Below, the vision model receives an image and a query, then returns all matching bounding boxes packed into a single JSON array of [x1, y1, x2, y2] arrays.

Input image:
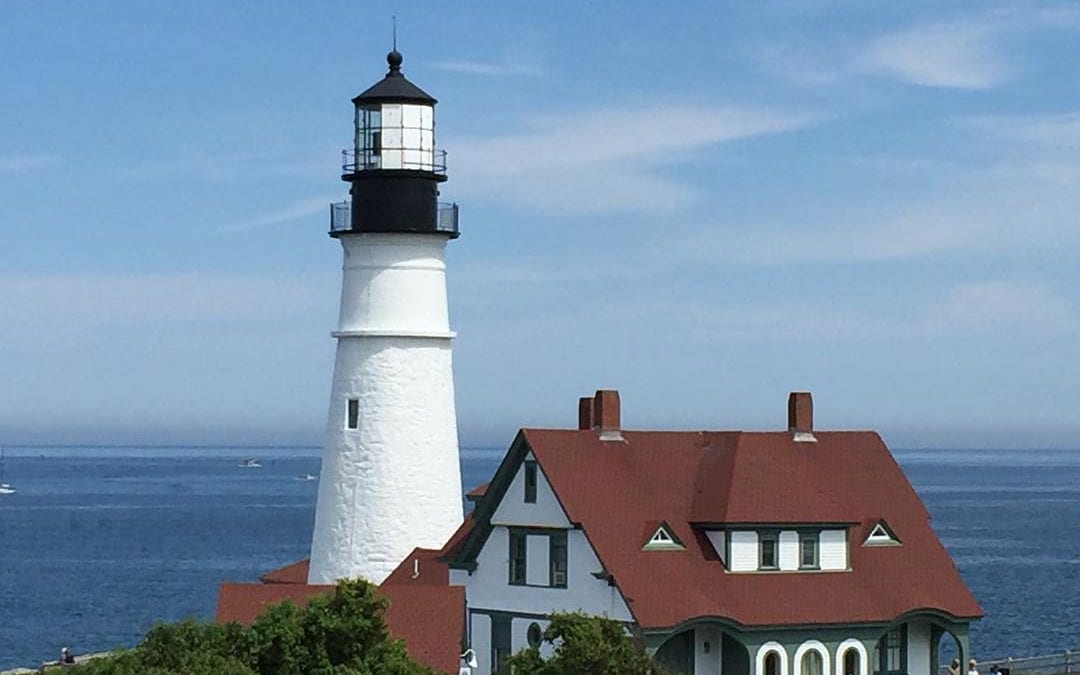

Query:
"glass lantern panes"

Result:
[[354, 103, 434, 171]]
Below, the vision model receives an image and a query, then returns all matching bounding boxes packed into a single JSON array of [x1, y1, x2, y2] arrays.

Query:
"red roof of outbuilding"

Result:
[[216, 582, 331, 624], [259, 559, 309, 584], [458, 428, 982, 630], [216, 549, 465, 673]]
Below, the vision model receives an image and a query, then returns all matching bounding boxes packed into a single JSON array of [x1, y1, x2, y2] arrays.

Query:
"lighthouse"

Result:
[[307, 50, 464, 586]]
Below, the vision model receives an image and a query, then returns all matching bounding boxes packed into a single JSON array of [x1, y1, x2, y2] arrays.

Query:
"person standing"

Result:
[[968, 659, 981, 675]]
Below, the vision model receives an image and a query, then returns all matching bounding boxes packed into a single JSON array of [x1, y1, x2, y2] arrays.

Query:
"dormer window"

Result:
[[643, 523, 685, 551], [864, 521, 901, 546], [524, 461, 537, 503]]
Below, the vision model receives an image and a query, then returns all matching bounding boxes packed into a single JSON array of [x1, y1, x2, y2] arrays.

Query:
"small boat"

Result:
[[0, 447, 14, 495], [296, 473, 317, 482], [239, 458, 262, 469]]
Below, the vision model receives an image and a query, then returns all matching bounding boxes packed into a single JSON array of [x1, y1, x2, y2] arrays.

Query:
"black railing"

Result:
[[341, 148, 447, 175], [328, 200, 459, 236]]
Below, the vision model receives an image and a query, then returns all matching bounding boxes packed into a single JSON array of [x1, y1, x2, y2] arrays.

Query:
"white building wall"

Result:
[[308, 234, 463, 585], [730, 531, 759, 571], [491, 454, 570, 528], [465, 526, 632, 619], [907, 621, 932, 675], [705, 530, 726, 564], [779, 531, 800, 571], [470, 613, 491, 675], [695, 626, 724, 675], [819, 530, 848, 570]]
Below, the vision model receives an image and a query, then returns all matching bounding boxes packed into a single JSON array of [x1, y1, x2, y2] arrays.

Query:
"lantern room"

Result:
[[345, 50, 444, 175]]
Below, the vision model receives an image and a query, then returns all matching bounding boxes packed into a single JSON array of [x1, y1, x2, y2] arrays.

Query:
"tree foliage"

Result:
[[506, 612, 667, 675], [71, 579, 435, 675]]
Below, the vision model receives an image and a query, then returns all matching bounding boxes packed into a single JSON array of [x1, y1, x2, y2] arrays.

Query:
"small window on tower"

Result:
[[346, 399, 359, 430], [524, 461, 537, 503]]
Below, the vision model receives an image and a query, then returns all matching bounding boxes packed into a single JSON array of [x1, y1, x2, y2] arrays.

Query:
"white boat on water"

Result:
[[0, 448, 14, 495], [239, 458, 262, 469], [296, 474, 317, 482]]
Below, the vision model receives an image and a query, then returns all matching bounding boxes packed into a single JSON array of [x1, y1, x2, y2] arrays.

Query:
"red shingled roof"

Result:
[[464, 428, 982, 630], [259, 559, 309, 584], [216, 583, 331, 624], [216, 549, 464, 673]]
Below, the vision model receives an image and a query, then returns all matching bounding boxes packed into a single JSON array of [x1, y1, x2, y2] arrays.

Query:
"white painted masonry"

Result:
[[835, 639, 870, 675], [695, 627, 724, 675], [779, 531, 800, 571], [730, 531, 759, 571], [907, 621, 932, 675], [308, 233, 463, 585], [820, 530, 848, 570]]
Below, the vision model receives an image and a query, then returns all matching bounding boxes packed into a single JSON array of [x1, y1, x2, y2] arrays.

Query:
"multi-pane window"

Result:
[[759, 532, 779, 570], [800, 532, 820, 569], [874, 626, 907, 674], [507, 528, 567, 588], [524, 461, 537, 503], [508, 530, 527, 585], [550, 530, 568, 587], [346, 399, 359, 430]]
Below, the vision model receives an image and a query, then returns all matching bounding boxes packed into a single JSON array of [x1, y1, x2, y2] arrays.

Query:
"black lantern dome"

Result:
[[331, 50, 458, 239]]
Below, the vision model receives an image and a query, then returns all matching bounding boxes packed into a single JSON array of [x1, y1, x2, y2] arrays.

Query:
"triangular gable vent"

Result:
[[864, 521, 900, 546], [643, 524, 685, 551]]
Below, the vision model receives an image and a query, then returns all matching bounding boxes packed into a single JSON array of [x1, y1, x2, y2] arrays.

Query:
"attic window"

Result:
[[524, 461, 537, 503], [864, 521, 901, 546], [643, 524, 684, 551]]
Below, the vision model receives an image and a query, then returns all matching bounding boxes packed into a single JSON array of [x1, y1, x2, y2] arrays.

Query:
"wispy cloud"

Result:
[[450, 104, 820, 215], [0, 153, 55, 172], [585, 281, 1080, 343], [430, 60, 542, 77], [219, 196, 336, 232], [958, 111, 1080, 149], [0, 273, 326, 327], [858, 19, 1009, 90]]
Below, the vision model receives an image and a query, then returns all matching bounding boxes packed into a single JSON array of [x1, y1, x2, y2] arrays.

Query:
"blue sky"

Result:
[[2, 1, 1078, 448]]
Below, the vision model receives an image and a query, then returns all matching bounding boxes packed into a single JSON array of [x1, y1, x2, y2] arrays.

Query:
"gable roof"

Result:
[[453, 428, 981, 630]]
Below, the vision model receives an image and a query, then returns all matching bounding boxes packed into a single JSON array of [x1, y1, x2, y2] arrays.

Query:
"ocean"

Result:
[[0, 446, 1077, 670]]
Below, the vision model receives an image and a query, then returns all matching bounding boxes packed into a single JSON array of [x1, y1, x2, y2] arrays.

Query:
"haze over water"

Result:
[[0, 445, 1077, 670]]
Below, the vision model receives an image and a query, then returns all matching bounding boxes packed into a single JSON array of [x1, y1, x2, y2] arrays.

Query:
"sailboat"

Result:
[[0, 447, 14, 495]]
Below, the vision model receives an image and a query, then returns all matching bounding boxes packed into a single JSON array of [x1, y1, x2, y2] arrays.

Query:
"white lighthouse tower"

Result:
[[308, 50, 464, 586]]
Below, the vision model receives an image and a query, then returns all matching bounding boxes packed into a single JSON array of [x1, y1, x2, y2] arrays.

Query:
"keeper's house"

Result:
[[444, 390, 981, 675], [219, 390, 982, 675]]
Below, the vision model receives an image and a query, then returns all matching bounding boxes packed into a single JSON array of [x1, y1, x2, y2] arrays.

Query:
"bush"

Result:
[[71, 579, 434, 675], [506, 612, 666, 675]]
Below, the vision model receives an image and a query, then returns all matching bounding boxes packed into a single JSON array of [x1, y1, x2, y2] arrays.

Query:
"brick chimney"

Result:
[[788, 392, 816, 442], [578, 396, 594, 430], [591, 389, 622, 440]]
